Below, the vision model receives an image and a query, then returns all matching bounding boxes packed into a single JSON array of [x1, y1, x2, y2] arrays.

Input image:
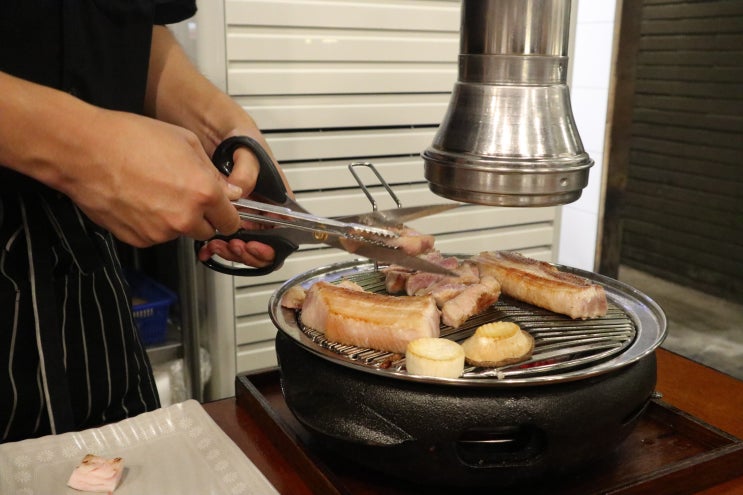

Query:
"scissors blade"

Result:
[[231, 198, 396, 239], [247, 227, 455, 276], [230, 199, 457, 275], [334, 203, 463, 228]]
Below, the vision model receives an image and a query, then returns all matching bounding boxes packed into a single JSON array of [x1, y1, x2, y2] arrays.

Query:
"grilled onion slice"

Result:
[[405, 337, 465, 379], [461, 322, 534, 367]]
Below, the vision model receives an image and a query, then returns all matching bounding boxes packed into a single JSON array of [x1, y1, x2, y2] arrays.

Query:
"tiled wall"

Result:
[[557, 0, 618, 270]]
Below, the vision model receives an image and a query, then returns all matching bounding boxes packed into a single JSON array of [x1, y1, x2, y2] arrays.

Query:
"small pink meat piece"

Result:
[[382, 251, 462, 295], [453, 261, 480, 283], [426, 282, 470, 307], [406, 271, 445, 296], [441, 276, 501, 328], [405, 260, 480, 296], [336, 279, 364, 291], [340, 226, 434, 257], [387, 227, 435, 255], [382, 268, 411, 294], [300, 281, 440, 353], [421, 252, 461, 270], [67, 454, 124, 494]]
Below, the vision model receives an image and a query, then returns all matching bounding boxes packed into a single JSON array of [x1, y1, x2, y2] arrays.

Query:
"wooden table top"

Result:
[[204, 348, 743, 495]]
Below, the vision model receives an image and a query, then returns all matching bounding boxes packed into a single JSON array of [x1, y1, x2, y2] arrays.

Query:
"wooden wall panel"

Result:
[[611, 0, 743, 301]]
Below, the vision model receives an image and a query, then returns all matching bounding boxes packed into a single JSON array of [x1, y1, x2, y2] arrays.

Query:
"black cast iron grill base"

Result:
[[276, 331, 657, 488]]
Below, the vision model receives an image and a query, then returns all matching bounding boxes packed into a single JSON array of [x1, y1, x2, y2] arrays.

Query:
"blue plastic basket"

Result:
[[126, 271, 177, 346]]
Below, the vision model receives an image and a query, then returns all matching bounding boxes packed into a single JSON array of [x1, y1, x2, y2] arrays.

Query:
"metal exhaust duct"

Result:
[[422, 0, 593, 207]]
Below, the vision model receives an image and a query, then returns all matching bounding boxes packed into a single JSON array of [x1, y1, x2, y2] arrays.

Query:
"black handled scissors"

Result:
[[196, 136, 458, 277]]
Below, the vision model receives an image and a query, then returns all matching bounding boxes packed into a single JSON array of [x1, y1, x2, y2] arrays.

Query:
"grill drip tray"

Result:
[[269, 258, 667, 386]]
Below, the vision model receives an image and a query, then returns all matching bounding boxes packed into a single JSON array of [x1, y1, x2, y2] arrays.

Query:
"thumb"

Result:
[[219, 175, 243, 200]]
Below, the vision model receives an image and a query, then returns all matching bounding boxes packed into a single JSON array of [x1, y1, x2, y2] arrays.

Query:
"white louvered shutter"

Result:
[[191, 0, 559, 399]]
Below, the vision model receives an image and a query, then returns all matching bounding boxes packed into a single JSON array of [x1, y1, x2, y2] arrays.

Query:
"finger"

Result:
[[204, 191, 241, 235], [198, 239, 275, 268], [192, 217, 220, 241], [198, 239, 229, 262], [229, 147, 260, 194], [228, 239, 275, 267], [221, 177, 243, 201], [208, 159, 244, 201]]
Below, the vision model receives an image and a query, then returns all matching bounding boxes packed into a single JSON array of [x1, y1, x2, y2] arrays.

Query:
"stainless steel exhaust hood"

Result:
[[422, 0, 593, 207]]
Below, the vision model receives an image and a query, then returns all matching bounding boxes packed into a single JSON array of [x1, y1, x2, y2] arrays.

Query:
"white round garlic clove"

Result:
[[405, 337, 465, 379]]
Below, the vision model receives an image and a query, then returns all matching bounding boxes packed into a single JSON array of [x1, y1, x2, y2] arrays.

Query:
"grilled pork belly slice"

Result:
[[67, 454, 124, 494], [474, 251, 608, 319], [461, 322, 534, 367], [440, 275, 501, 328], [281, 280, 362, 310], [300, 281, 440, 353]]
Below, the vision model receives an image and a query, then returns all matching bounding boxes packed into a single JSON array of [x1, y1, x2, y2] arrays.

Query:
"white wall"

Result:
[[558, 0, 618, 270]]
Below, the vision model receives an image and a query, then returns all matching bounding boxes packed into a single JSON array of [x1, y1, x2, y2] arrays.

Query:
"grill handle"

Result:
[[284, 389, 415, 447], [455, 426, 546, 467]]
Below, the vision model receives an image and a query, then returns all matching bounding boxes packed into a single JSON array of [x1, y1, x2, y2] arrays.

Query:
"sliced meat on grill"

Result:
[[383, 267, 413, 294], [440, 275, 501, 328], [383, 252, 460, 295], [337, 279, 364, 291], [474, 251, 608, 319], [406, 260, 480, 302], [405, 270, 446, 296], [426, 282, 470, 307], [415, 261, 479, 293], [280, 285, 307, 309], [300, 281, 440, 354], [384, 252, 480, 299], [420, 251, 461, 270]]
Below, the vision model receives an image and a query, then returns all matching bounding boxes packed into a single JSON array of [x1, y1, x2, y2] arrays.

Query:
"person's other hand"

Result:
[[196, 136, 284, 269], [63, 110, 242, 248]]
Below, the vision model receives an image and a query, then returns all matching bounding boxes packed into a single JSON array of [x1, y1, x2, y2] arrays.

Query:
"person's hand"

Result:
[[196, 136, 284, 269], [62, 110, 243, 248]]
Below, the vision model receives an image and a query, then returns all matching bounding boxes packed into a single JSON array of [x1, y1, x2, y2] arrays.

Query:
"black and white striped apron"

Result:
[[0, 185, 160, 442], [0, 0, 196, 443]]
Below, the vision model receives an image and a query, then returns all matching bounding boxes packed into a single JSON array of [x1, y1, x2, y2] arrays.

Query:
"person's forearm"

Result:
[[144, 26, 265, 157], [0, 71, 101, 192]]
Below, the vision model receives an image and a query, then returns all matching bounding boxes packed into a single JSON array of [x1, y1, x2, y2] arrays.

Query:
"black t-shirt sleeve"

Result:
[[154, 0, 197, 24]]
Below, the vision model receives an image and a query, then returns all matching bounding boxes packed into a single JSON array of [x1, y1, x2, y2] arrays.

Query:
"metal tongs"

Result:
[[196, 136, 460, 277]]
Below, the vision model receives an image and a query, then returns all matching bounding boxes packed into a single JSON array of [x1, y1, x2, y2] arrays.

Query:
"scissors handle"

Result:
[[212, 135, 290, 205], [195, 229, 298, 277], [196, 135, 296, 276]]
